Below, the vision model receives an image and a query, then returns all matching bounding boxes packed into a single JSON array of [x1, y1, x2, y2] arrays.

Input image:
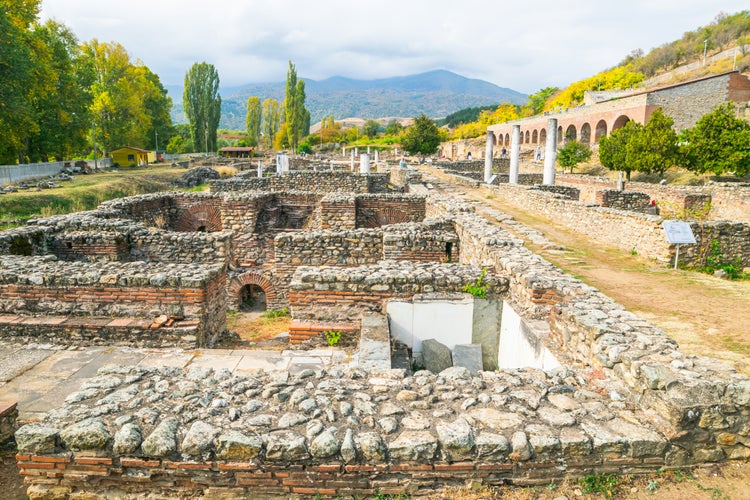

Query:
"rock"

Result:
[[510, 431, 532, 461], [452, 344, 483, 375], [396, 390, 418, 401], [181, 420, 220, 458], [559, 427, 591, 456], [340, 429, 357, 463], [422, 339, 452, 374], [113, 423, 142, 455], [388, 430, 438, 461], [474, 432, 510, 460], [580, 417, 666, 458], [277, 413, 309, 429], [380, 402, 405, 417], [310, 430, 340, 458], [355, 432, 387, 462], [538, 406, 577, 427], [441, 365, 472, 381], [378, 417, 399, 435], [60, 418, 111, 451], [401, 411, 432, 430], [141, 417, 179, 458], [339, 402, 353, 416], [547, 393, 580, 411], [216, 431, 263, 460], [437, 418, 475, 461], [468, 408, 523, 430], [265, 431, 309, 461], [15, 423, 60, 454]]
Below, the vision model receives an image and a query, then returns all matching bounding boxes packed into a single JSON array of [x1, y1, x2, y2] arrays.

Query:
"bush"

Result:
[[323, 330, 342, 346], [462, 268, 488, 298]]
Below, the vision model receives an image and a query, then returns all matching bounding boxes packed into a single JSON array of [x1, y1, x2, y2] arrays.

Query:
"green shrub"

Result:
[[263, 307, 290, 319], [580, 472, 619, 499], [323, 330, 342, 346], [462, 268, 488, 298]]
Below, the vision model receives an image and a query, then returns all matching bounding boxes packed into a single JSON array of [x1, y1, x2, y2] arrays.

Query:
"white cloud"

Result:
[[40, 0, 748, 93]]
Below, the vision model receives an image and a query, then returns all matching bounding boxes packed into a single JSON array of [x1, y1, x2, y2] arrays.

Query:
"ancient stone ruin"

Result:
[[2, 162, 749, 498]]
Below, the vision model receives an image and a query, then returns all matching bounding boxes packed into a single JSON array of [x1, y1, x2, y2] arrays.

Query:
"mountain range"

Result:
[[167, 70, 527, 130]]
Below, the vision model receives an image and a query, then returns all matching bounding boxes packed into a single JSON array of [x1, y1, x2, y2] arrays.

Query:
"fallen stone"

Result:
[[422, 339, 452, 374], [452, 344, 483, 375]]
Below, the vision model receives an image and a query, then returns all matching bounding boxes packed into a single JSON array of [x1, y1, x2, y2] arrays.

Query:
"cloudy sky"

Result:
[[41, 0, 747, 94]]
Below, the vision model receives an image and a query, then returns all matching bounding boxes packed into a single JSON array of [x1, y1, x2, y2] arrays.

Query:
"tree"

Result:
[[363, 120, 381, 138], [401, 114, 441, 161], [521, 87, 558, 117], [283, 61, 310, 152], [183, 62, 221, 154], [245, 96, 262, 147], [557, 140, 592, 172], [680, 102, 750, 177], [626, 108, 678, 177], [262, 98, 281, 148], [385, 120, 403, 136], [599, 120, 643, 180]]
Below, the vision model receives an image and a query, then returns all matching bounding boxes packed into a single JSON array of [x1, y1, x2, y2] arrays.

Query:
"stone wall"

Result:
[[0, 402, 17, 444], [558, 175, 750, 224], [382, 220, 459, 263], [210, 172, 391, 194], [534, 185, 580, 200], [355, 194, 426, 228], [596, 190, 653, 213], [0, 256, 226, 347]]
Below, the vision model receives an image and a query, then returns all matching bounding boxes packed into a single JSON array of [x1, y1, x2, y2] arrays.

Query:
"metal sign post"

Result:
[[662, 221, 696, 270]]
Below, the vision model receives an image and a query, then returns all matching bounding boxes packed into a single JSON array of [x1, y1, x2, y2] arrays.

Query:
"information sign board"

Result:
[[662, 221, 696, 244]]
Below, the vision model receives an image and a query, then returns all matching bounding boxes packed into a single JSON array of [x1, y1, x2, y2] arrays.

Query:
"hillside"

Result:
[[168, 70, 527, 130]]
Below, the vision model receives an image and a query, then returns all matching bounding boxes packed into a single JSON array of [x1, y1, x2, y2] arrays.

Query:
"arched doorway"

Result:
[[174, 205, 223, 232], [612, 115, 631, 131], [532, 130, 538, 144], [595, 120, 608, 143], [524, 131, 530, 143], [539, 129, 547, 145], [580, 123, 591, 145], [565, 124, 577, 142], [557, 126, 564, 143], [228, 272, 278, 310], [239, 284, 267, 312]]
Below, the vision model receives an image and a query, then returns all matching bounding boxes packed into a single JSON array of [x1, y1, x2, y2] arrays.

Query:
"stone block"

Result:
[[452, 344, 483, 375], [422, 339, 452, 374]]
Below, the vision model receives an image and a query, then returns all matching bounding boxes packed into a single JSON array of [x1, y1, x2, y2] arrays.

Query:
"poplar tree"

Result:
[[262, 98, 281, 147], [283, 61, 310, 152], [245, 96, 262, 147], [183, 62, 221, 154]]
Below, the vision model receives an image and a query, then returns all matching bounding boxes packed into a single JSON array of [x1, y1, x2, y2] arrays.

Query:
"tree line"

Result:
[[0, 0, 173, 165]]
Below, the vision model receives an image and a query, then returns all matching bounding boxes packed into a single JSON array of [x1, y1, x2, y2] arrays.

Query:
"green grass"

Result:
[[0, 165, 184, 227]]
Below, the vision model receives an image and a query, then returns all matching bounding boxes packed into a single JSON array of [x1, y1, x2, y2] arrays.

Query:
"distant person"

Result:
[[467, 152, 472, 160], [535, 147, 541, 161], [501, 147, 507, 159]]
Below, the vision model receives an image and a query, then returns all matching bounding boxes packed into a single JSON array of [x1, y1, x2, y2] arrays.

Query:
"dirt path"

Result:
[[423, 166, 750, 375]]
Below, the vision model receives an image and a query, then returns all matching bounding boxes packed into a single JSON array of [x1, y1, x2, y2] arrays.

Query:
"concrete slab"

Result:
[[187, 354, 241, 372], [138, 351, 195, 368], [234, 355, 289, 374], [24, 348, 105, 380], [0, 348, 54, 383]]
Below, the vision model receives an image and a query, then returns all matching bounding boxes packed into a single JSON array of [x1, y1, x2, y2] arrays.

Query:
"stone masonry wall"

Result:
[[596, 190, 653, 213], [558, 175, 750, 224], [355, 194, 426, 228], [0, 256, 226, 347], [210, 172, 391, 194], [0, 402, 17, 444]]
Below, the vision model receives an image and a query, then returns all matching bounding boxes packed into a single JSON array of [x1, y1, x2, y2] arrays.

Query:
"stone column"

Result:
[[257, 159, 263, 178], [484, 131, 494, 183], [375, 150, 379, 163], [509, 125, 521, 184], [360, 154, 370, 174], [543, 118, 558, 186], [367, 146, 371, 154], [350, 151, 355, 171], [342, 146, 346, 156]]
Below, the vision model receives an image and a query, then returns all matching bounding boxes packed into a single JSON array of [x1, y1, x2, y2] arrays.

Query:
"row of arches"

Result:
[[494, 115, 633, 147]]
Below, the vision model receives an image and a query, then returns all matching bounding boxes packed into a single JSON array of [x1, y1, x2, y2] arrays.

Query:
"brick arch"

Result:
[[594, 119, 608, 143], [362, 208, 411, 228], [539, 128, 547, 145], [612, 115, 631, 131], [532, 130, 538, 144], [228, 272, 278, 309], [174, 205, 223, 232], [565, 124, 577, 142], [580, 123, 591, 145]]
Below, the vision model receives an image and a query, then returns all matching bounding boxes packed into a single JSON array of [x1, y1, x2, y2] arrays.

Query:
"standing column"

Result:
[[257, 159, 263, 178], [509, 125, 521, 184], [484, 131, 494, 183], [350, 151, 356, 171], [543, 118, 558, 186], [359, 154, 370, 173], [375, 150, 379, 164]]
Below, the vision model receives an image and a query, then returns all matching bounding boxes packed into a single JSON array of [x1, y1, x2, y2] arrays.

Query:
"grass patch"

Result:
[[227, 310, 291, 344], [0, 166, 184, 227]]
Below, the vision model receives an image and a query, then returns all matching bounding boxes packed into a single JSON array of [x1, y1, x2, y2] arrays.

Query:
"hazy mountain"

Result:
[[168, 70, 527, 130]]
